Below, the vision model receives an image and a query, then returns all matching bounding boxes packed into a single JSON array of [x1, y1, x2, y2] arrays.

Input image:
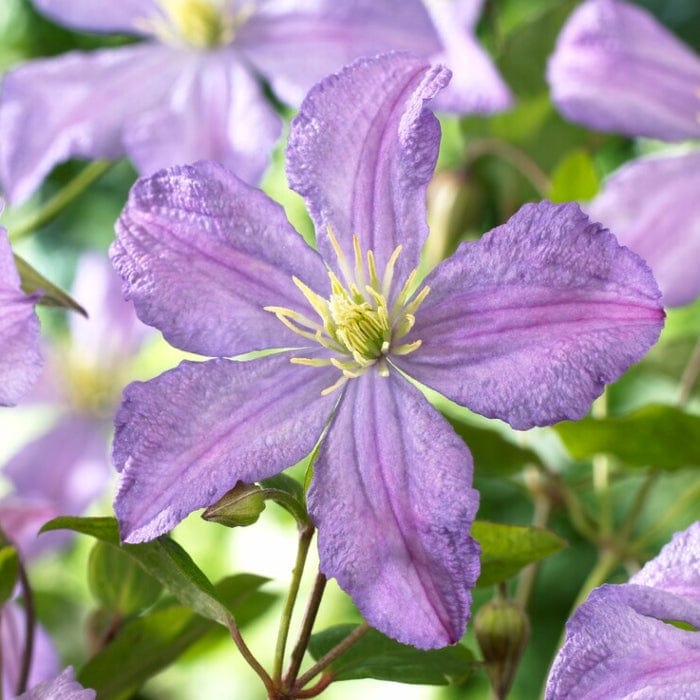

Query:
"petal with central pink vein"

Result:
[[113, 353, 337, 543], [395, 201, 664, 430], [308, 369, 480, 649], [112, 161, 328, 358]]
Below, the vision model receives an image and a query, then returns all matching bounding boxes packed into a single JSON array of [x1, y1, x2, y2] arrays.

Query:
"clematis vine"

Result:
[[110, 53, 663, 649], [0, 216, 41, 406], [0, 0, 511, 204], [546, 521, 700, 699], [547, 0, 700, 307]]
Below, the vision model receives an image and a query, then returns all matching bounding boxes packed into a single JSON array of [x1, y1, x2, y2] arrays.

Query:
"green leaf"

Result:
[[0, 546, 19, 605], [42, 517, 232, 626], [13, 254, 87, 316], [473, 521, 567, 588], [548, 149, 600, 202], [445, 414, 540, 476], [308, 625, 476, 685], [88, 541, 162, 616], [555, 404, 700, 469], [79, 575, 274, 699]]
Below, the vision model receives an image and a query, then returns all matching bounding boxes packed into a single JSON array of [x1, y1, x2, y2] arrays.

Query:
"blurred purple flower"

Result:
[[548, 0, 700, 306], [110, 53, 663, 649], [0, 253, 148, 558], [0, 0, 512, 204], [16, 667, 94, 700], [546, 521, 700, 699], [0, 222, 42, 406]]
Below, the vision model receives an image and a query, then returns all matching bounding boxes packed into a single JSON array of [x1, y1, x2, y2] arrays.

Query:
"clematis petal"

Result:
[[547, 0, 700, 140], [124, 52, 282, 185], [587, 150, 700, 308], [630, 521, 700, 603], [4, 415, 110, 517], [112, 161, 328, 358], [287, 52, 450, 286], [545, 583, 700, 699], [17, 667, 94, 700], [0, 497, 61, 560], [395, 201, 664, 430], [30, 0, 153, 34], [422, 0, 513, 113], [113, 354, 337, 543], [0, 43, 181, 203], [0, 229, 42, 406], [308, 370, 480, 649]]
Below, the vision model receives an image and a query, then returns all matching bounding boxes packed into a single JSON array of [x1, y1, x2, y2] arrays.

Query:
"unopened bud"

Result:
[[474, 598, 530, 700], [202, 482, 266, 527]]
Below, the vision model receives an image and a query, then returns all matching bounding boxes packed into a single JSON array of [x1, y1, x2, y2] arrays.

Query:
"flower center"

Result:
[[145, 0, 251, 49], [266, 230, 429, 395]]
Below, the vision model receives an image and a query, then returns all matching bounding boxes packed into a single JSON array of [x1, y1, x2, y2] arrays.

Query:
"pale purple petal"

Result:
[[30, 0, 154, 34], [545, 585, 700, 699], [113, 354, 337, 543], [237, 1, 441, 106], [4, 415, 110, 517], [631, 521, 700, 604], [0, 229, 42, 406], [287, 53, 450, 288], [111, 161, 328, 357], [17, 667, 94, 700], [308, 370, 480, 649], [124, 52, 282, 185], [395, 201, 664, 430], [587, 150, 700, 308], [0, 44, 181, 203], [0, 497, 60, 560], [547, 0, 700, 140], [69, 252, 149, 367], [2, 603, 60, 699], [422, 0, 513, 113]]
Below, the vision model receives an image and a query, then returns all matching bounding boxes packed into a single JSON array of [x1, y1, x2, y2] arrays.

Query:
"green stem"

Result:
[[571, 549, 619, 613], [678, 338, 700, 406], [293, 623, 370, 692], [591, 392, 613, 537], [283, 572, 327, 688], [618, 471, 658, 544], [15, 558, 35, 696], [273, 522, 315, 683], [9, 160, 113, 241], [263, 489, 310, 531], [516, 492, 552, 607], [226, 617, 276, 698]]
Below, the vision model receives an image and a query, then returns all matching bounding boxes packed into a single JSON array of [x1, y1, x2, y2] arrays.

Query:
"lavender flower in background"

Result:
[[16, 667, 95, 700], [0, 0, 511, 204], [547, 0, 700, 307], [0, 220, 41, 406], [0, 253, 148, 558], [546, 521, 700, 699], [110, 52, 663, 649]]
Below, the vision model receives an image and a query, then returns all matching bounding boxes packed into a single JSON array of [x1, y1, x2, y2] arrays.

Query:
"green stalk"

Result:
[[9, 160, 113, 241]]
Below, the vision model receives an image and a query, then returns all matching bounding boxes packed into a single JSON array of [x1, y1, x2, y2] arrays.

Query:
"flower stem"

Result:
[[9, 160, 113, 241], [226, 617, 276, 697], [678, 338, 700, 406], [273, 521, 315, 683], [516, 489, 552, 607], [15, 557, 35, 696], [591, 392, 613, 538], [293, 623, 371, 692], [283, 572, 327, 687]]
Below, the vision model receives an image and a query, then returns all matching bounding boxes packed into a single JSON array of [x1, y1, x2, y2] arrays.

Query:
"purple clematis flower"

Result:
[[0, 217, 42, 406], [16, 667, 95, 700], [547, 0, 700, 307], [546, 521, 700, 699], [0, 253, 148, 558], [110, 53, 663, 649], [0, 0, 511, 204]]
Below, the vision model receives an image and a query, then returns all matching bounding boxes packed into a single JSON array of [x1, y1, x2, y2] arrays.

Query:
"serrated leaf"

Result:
[[555, 404, 700, 469], [79, 574, 274, 699], [0, 546, 19, 605], [308, 625, 476, 685], [14, 254, 87, 316], [548, 149, 600, 202], [473, 521, 567, 588], [42, 517, 231, 626]]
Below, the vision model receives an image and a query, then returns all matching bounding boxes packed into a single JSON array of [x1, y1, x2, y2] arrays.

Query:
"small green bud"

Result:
[[202, 482, 266, 528], [474, 598, 530, 700]]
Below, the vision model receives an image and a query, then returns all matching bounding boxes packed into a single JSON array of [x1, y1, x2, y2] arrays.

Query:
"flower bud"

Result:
[[474, 598, 530, 700], [202, 481, 266, 527]]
